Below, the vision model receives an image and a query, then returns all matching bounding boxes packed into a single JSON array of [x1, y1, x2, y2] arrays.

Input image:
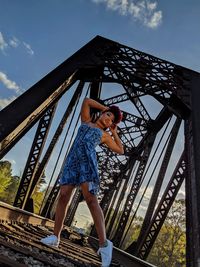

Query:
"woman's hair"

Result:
[[107, 105, 123, 124]]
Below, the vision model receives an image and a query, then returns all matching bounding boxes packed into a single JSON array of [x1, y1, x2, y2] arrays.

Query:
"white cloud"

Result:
[[147, 1, 157, 11], [120, 0, 129, 15], [0, 32, 8, 51], [0, 32, 34, 55], [9, 37, 20, 48], [139, 185, 154, 200], [3, 158, 16, 165], [0, 71, 22, 94], [177, 189, 185, 199], [91, 0, 162, 28], [129, 2, 141, 18], [145, 10, 162, 28], [23, 42, 34, 55], [0, 96, 17, 110]]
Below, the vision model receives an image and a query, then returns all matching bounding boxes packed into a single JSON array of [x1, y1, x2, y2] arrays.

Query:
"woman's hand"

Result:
[[102, 106, 110, 113], [103, 124, 124, 154], [109, 123, 118, 134]]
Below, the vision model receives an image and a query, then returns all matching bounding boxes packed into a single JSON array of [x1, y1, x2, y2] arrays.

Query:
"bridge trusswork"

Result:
[[0, 36, 199, 266]]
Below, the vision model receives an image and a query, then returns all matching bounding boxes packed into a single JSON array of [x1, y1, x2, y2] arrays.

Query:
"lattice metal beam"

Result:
[[102, 43, 189, 107], [24, 81, 84, 208], [133, 152, 186, 259], [0, 73, 77, 159], [136, 117, 182, 248], [101, 107, 171, 234], [101, 174, 121, 215], [113, 132, 156, 247], [13, 105, 57, 209], [106, 164, 136, 238]]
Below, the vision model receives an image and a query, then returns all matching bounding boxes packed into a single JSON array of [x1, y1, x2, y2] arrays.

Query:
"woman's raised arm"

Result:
[[81, 98, 108, 123]]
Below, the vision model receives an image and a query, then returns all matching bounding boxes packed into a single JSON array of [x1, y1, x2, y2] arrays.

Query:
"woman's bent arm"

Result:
[[81, 98, 108, 122]]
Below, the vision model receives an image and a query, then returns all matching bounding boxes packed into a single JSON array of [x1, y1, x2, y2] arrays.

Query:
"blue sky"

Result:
[[0, 1, 199, 224], [0, 0, 200, 107]]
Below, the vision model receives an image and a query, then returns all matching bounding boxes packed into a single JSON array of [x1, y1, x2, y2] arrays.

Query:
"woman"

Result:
[[41, 97, 124, 267]]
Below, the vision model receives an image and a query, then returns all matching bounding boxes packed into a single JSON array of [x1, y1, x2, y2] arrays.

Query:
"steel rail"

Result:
[[0, 202, 156, 267]]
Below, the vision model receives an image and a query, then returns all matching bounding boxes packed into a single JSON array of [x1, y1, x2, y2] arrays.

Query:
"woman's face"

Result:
[[100, 111, 115, 128]]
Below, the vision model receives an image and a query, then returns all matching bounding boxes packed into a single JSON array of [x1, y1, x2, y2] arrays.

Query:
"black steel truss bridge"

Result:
[[0, 36, 200, 267]]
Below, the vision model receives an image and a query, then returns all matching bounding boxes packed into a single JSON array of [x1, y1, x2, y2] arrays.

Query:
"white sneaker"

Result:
[[97, 240, 113, 267], [40, 235, 59, 247]]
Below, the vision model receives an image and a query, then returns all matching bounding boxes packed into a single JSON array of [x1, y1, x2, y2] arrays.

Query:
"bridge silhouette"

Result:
[[0, 36, 199, 266]]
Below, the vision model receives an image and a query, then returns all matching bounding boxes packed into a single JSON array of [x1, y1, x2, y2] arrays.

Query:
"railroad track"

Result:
[[0, 202, 156, 267]]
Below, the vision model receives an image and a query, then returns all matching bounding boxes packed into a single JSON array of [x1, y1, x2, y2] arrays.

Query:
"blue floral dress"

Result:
[[59, 122, 103, 195]]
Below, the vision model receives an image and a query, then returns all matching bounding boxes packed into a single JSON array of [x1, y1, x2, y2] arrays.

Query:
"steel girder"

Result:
[[101, 43, 189, 107], [100, 106, 171, 242], [0, 36, 109, 159], [106, 107, 172, 244], [133, 152, 186, 259], [13, 106, 57, 210], [0, 73, 77, 159], [112, 132, 156, 246], [106, 164, 136, 239], [96, 92, 152, 205], [0, 36, 190, 160], [39, 81, 84, 217], [135, 117, 182, 249], [184, 71, 200, 267], [24, 81, 84, 208]]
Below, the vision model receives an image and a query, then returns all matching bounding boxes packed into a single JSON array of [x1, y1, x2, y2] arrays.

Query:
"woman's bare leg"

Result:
[[54, 184, 74, 238], [80, 182, 106, 246]]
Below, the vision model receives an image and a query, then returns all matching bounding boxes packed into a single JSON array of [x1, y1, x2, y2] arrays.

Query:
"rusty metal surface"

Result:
[[0, 202, 156, 267]]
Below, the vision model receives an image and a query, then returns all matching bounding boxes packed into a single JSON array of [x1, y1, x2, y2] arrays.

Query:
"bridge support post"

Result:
[[185, 70, 200, 267]]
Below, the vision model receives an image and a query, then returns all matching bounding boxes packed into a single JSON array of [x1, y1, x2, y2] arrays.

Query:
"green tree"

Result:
[[0, 161, 13, 200], [122, 215, 143, 249], [32, 168, 47, 214], [148, 199, 186, 267], [0, 160, 21, 204], [3, 175, 20, 204]]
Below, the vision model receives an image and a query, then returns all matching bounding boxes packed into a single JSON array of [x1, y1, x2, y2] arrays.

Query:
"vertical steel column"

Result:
[[185, 71, 200, 267]]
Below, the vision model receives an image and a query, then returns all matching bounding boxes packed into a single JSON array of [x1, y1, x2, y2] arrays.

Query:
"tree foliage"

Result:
[[122, 215, 143, 249], [0, 161, 12, 195], [0, 160, 47, 212], [31, 166, 47, 214], [147, 199, 186, 267], [107, 199, 186, 266], [0, 161, 20, 204]]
